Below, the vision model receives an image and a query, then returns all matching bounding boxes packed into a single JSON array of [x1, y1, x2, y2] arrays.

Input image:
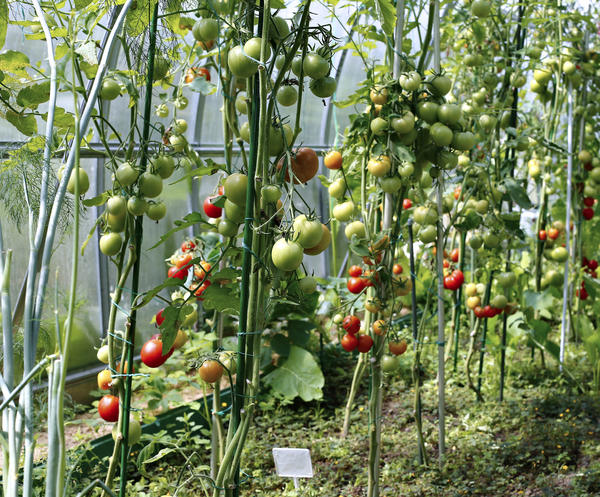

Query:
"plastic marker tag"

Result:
[[272, 448, 313, 489]]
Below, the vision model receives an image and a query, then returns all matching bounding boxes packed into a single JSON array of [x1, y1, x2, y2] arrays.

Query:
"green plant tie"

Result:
[[107, 330, 132, 345], [110, 301, 130, 317]]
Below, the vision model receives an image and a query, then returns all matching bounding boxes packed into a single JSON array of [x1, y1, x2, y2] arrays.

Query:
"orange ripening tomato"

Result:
[[194, 261, 212, 280], [185, 66, 211, 83], [97, 369, 112, 390], [324, 150, 343, 170]]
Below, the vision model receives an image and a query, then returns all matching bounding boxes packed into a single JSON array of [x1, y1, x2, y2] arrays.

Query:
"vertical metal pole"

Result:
[[189, 94, 206, 237], [560, 82, 573, 370]]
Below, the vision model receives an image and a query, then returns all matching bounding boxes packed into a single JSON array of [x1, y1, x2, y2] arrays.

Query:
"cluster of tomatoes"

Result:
[[338, 314, 408, 359], [166, 239, 215, 300], [443, 269, 465, 291]]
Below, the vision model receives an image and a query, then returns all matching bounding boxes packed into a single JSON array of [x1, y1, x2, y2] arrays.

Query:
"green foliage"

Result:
[[263, 346, 325, 402]]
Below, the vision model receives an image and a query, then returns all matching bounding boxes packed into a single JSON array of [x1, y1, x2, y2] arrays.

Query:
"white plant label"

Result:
[[272, 448, 313, 488]]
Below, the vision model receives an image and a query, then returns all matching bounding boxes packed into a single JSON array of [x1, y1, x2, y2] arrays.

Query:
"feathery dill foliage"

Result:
[[0, 139, 74, 234]]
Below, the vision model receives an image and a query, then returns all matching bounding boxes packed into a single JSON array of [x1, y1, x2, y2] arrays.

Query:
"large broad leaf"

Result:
[[287, 319, 315, 346], [503, 178, 533, 209], [201, 284, 240, 315], [370, 0, 396, 39], [17, 82, 51, 108], [0, 50, 30, 76], [5, 111, 37, 136], [263, 346, 324, 402]]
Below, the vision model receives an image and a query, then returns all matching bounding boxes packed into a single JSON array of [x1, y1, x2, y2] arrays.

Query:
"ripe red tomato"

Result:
[[181, 240, 196, 252], [357, 334, 374, 353], [538, 230, 547, 241], [203, 196, 222, 218], [347, 277, 366, 294], [588, 259, 598, 270], [583, 207, 594, 220], [450, 248, 459, 263], [141, 338, 174, 368], [155, 309, 165, 326], [403, 198, 412, 209], [392, 263, 403, 275], [443, 259, 450, 269], [168, 265, 189, 280], [342, 315, 360, 335], [483, 305, 494, 318], [577, 287, 589, 300], [389, 340, 408, 356], [548, 227, 559, 240], [443, 275, 456, 290], [341, 333, 358, 351], [98, 395, 120, 422], [584, 197, 595, 207], [452, 269, 464, 286], [473, 306, 486, 318], [348, 265, 363, 277]]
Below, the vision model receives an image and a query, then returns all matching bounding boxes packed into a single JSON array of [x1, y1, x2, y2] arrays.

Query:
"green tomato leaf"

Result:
[[136, 278, 183, 308], [503, 177, 533, 209], [16, 82, 51, 108], [454, 210, 482, 231], [263, 345, 324, 401], [372, 0, 396, 39], [158, 304, 183, 352], [270, 333, 291, 356], [82, 192, 109, 207], [75, 41, 98, 66], [44, 107, 75, 131], [201, 284, 240, 315], [287, 319, 315, 346], [0, 50, 30, 76], [149, 212, 211, 249], [5, 110, 37, 136], [188, 77, 217, 95]]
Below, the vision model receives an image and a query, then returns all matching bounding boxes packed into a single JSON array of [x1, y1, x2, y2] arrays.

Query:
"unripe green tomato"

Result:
[[381, 176, 402, 193], [97, 345, 110, 363], [106, 211, 126, 233], [67, 168, 90, 195], [344, 220, 366, 240], [139, 172, 163, 198], [483, 232, 500, 249], [419, 225, 437, 243], [99, 78, 121, 100], [261, 185, 281, 203], [174, 96, 188, 110], [107, 195, 127, 216], [112, 419, 142, 445], [240, 121, 250, 142], [218, 219, 239, 237], [421, 171, 433, 188], [192, 18, 219, 42], [298, 276, 317, 294], [169, 134, 187, 152], [468, 234, 483, 249], [147, 201, 167, 220], [310, 77, 337, 98], [400, 163, 415, 178], [99, 232, 123, 256], [155, 103, 169, 118], [172, 119, 187, 134], [382, 355, 400, 373], [276, 85, 298, 106], [271, 238, 304, 272], [490, 295, 507, 309], [328, 178, 346, 199], [370, 117, 388, 136], [127, 196, 147, 216], [235, 93, 249, 114], [153, 155, 176, 179], [224, 173, 248, 206], [224, 199, 245, 223], [333, 313, 343, 324], [332, 201, 355, 222]]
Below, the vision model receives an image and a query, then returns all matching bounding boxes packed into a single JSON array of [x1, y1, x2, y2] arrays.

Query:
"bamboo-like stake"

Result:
[[432, 0, 445, 468], [0, 229, 17, 497], [19, 3, 58, 492], [559, 82, 574, 371]]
